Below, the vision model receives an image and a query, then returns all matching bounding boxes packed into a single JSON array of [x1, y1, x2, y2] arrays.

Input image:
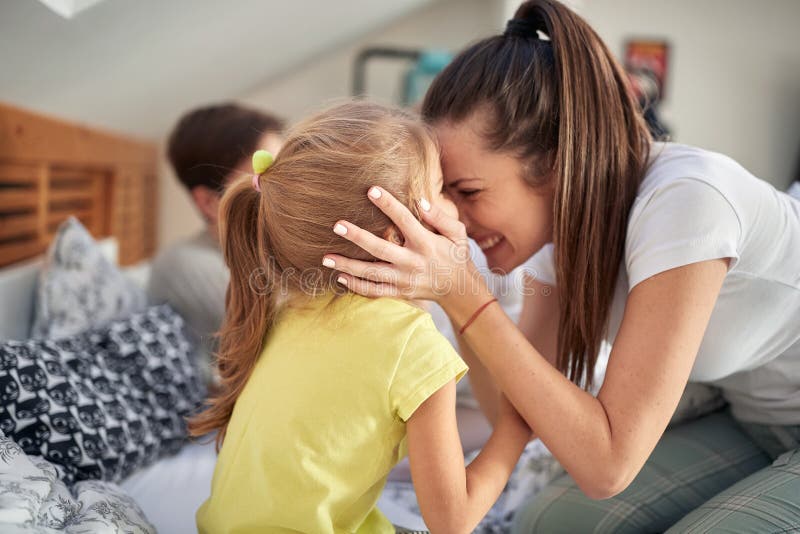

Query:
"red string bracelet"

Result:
[[458, 298, 498, 336]]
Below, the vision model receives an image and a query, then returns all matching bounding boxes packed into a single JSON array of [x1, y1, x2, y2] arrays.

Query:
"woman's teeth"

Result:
[[477, 235, 503, 251]]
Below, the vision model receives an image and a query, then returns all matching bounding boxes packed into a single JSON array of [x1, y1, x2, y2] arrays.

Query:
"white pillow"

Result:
[[0, 430, 155, 533], [32, 218, 147, 339]]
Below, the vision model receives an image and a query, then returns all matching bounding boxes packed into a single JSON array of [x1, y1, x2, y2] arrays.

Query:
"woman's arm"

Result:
[[446, 258, 728, 498], [450, 320, 500, 426], [517, 275, 560, 367], [451, 275, 559, 427], [407, 381, 530, 534], [327, 188, 729, 498]]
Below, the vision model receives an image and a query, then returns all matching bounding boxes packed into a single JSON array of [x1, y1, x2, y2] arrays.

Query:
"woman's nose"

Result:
[[455, 203, 473, 234]]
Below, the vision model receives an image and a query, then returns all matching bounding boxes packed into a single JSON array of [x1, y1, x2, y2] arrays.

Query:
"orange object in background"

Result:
[[625, 40, 669, 102]]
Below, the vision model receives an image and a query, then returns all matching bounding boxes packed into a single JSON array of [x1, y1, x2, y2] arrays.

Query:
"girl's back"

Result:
[[198, 293, 465, 533]]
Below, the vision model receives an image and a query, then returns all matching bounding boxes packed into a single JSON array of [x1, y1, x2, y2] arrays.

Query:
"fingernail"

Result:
[[337, 276, 347, 286], [333, 223, 348, 236], [368, 187, 382, 200], [419, 198, 431, 212], [322, 257, 335, 268]]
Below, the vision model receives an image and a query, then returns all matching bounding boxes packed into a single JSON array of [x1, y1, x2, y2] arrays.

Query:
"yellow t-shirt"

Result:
[[197, 293, 468, 534]]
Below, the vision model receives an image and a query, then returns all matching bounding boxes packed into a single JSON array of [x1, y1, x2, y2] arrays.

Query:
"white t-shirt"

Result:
[[525, 142, 800, 425], [147, 230, 229, 384]]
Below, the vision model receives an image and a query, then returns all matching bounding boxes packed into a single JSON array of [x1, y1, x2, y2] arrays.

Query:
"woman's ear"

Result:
[[383, 225, 405, 246]]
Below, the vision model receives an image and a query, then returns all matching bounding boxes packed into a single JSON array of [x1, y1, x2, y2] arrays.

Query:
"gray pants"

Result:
[[511, 409, 800, 533]]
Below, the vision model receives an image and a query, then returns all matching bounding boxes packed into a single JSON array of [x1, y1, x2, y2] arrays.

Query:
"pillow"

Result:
[[669, 382, 726, 426], [31, 217, 147, 339], [0, 429, 155, 533], [0, 305, 206, 484]]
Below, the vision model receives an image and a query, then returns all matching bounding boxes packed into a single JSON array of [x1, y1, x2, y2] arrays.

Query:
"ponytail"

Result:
[[423, 0, 651, 388], [523, 0, 650, 388], [187, 177, 279, 449]]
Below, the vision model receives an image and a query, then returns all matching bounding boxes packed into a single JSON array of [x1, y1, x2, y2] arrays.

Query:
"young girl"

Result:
[[189, 101, 531, 534]]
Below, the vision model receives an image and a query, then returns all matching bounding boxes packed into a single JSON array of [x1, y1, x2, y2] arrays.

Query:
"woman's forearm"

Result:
[[440, 278, 622, 497], [472, 308, 620, 496], [440, 260, 727, 500], [451, 319, 500, 426]]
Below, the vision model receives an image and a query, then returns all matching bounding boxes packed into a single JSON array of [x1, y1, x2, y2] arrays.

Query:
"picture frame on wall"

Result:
[[624, 39, 670, 103]]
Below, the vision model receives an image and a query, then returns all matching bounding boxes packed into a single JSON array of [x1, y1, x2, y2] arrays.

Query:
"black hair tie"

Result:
[[504, 17, 543, 39]]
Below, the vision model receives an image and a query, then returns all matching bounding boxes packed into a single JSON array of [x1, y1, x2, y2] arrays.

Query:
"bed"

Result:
[[0, 102, 213, 533], [0, 246, 217, 534]]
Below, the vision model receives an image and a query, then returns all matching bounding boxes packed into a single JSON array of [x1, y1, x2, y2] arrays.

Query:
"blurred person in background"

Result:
[[148, 104, 284, 383]]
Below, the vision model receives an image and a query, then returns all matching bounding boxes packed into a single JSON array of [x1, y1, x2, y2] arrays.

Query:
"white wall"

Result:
[[159, 0, 800, 248], [157, 0, 504, 248], [504, 0, 800, 188], [0, 0, 435, 139], [242, 0, 504, 122]]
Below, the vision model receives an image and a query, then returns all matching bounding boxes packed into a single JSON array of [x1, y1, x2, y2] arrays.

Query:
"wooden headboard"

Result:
[[0, 102, 158, 267]]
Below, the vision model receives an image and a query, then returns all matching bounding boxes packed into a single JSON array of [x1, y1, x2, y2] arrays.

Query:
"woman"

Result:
[[323, 0, 800, 531]]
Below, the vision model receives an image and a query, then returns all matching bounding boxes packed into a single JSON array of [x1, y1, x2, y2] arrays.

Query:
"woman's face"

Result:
[[435, 114, 554, 274]]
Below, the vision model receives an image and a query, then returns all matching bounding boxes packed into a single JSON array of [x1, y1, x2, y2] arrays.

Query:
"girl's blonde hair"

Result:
[[188, 101, 438, 447]]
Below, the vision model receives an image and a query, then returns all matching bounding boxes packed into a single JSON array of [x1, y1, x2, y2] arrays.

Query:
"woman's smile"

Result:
[[474, 234, 504, 252]]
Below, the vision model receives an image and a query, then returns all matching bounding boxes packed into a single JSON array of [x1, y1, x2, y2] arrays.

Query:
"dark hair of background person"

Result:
[[422, 0, 652, 389], [167, 103, 285, 192]]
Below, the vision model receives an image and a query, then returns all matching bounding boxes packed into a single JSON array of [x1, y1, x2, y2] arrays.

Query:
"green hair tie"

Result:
[[251, 150, 274, 192]]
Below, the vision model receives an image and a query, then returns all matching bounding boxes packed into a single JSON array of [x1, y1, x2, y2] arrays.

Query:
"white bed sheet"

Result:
[[120, 438, 217, 534]]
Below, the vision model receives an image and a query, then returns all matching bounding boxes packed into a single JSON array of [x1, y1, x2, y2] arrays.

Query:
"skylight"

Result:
[[37, 0, 106, 19]]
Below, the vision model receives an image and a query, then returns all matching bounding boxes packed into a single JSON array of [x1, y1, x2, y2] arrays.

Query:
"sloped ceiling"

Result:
[[0, 0, 435, 139]]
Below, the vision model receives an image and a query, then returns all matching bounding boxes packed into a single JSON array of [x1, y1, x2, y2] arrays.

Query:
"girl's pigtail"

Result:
[[188, 175, 280, 450]]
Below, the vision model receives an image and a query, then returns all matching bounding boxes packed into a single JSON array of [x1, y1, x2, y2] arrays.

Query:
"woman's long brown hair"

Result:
[[422, 0, 652, 388], [187, 101, 437, 448]]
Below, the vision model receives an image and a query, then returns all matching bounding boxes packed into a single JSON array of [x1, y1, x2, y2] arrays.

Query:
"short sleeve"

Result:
[[521, 243, 557, 286], [625, 178, 742, 291], [389, 315, 468, 422]]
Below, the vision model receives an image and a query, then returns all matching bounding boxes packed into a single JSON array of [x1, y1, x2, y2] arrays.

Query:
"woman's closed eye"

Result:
[[442, 178, 483, 200], [457, 188, 481, 198]]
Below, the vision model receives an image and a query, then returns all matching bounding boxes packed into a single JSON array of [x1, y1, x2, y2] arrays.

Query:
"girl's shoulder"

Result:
[[302, 293, 441, 346], [338, 293, 432, 323]]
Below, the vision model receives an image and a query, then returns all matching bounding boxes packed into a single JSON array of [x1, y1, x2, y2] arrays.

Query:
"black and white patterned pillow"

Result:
[[32, 217, 147, 339], [0, 305, 205, 484]]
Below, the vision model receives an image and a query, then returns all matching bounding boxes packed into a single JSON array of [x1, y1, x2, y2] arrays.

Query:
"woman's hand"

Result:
[[324, 186, 476, 304]]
